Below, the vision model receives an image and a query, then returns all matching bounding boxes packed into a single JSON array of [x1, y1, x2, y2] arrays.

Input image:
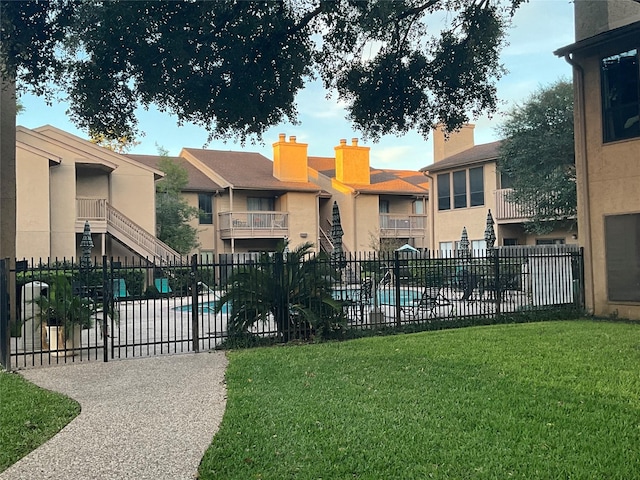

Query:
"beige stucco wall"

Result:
[[16, 126, 160, 261], [575, 43, 640, 318], [575, 0, 640, 40], [280, 191, 318, 251], [431, 163, 498, 249], [16, 146, 53, 259], [182, 191, 216, 255]]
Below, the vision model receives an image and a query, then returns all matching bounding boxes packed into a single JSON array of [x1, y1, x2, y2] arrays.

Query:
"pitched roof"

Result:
[[181, 148, 321, 192], [308, 156, 429, 195], [127, 154, 223, 192], [420, 140, 503, 173]]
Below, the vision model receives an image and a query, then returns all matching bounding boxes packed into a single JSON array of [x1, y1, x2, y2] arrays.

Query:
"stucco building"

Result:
[[555, 0, 640, 317], [421, 125, 577, 254], [16, 125, 177, 263]]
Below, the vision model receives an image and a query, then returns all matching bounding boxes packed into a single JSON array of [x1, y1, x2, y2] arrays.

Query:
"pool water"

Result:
[[334, 288, 422, 307]]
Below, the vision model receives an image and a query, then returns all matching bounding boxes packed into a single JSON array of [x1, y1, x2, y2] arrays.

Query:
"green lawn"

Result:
[[0, 371, 80, 472], [199, 320, 640, 479]]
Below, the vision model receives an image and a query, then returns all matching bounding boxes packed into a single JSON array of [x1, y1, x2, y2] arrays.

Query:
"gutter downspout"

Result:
[[353, 191, 360, 252], [229, 187, 235, 254], [563, 53, 594, 313]]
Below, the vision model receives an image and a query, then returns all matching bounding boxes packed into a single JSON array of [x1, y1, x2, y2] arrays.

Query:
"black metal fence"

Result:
[[1, 246, 584, 370]]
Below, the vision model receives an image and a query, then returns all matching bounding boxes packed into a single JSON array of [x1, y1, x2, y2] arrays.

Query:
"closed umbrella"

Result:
[[331, 201, 346, 267], [80, 221, 94, 271], [484, 209, 496, 249], [459, 226, 470, 258]]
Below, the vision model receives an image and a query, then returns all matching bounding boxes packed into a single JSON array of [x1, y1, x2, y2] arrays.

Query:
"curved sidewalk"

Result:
[[1, 352, 228, 480]]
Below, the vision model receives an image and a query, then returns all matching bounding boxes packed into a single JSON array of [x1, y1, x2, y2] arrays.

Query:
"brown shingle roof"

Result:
[[127, 154, 223, 192], [420, 140, 503, 173], [308, 156, 429, 195], [182, 148, 321, 192]]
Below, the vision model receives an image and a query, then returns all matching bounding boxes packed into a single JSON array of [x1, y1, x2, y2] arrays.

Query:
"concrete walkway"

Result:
[[1, 352, 228, 480]]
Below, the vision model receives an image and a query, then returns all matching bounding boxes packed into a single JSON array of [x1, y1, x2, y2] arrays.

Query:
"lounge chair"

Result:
[[411, 286, 453, 320], [154, 278, 172, 294]]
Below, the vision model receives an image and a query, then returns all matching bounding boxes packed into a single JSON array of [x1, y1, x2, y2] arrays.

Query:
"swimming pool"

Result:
[[174, 300, 229, 314], [333, 287, 422, 307]]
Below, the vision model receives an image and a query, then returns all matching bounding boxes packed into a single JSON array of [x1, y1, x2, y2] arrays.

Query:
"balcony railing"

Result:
[[219, 211, 289, 239], [494, 189, 535, 222], [379, 214, 426, 237], [76, 198, 183, 263]]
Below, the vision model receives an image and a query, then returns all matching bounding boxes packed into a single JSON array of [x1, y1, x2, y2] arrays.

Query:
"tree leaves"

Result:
[[497, 80, 576, 234], [2, 0, 523, 143]]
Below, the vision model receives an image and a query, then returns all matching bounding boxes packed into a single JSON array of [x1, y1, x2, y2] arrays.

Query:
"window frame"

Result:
[[601, 48, 640, 143], [469, 166, 484, 207], [605, 213, 640, 302], [198, 193, 213, 225], [437, 173, 451, 211], [453, 170, 467, 209]]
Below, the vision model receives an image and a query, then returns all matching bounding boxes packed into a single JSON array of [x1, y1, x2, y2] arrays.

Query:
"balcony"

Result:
[[219, 211, 289, 239], [379, 214, 426, 238], [494, 189, 533, 223]]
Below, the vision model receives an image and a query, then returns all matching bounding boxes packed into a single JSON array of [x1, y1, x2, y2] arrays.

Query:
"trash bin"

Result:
[[21, 281, 48, 351]]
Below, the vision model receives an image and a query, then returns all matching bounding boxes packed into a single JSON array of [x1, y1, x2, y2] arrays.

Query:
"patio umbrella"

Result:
[[484, 209, 496, 249], [459, 226, 470, 258], [331, 201, 346, 267], [396, 243, 418, 253], [80, 220, 94, 271]]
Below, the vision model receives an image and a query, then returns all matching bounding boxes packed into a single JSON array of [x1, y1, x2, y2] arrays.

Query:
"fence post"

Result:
[[191, 254, 199, 353], [0, 259, 9, 370], [394, 251, 402, 327], [493, 249, 501, 316], [102, 256, 109, 362]]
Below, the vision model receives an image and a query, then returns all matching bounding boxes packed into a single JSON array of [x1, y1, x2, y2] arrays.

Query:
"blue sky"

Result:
[[18, 0, 575, 171]]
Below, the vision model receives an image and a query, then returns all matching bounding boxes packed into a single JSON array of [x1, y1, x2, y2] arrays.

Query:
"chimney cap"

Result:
[[339, 138, 347, 145], [278, 133, 286, 141], [289, 135, 296, 143], [351, 138, 358, 146]]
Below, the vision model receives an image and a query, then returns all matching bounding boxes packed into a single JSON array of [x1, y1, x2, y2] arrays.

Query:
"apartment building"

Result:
[[16, 125, 178, 263], [308, 138, 430, 253], [420, 125, 577, 254], [555, 0, 640, 317]]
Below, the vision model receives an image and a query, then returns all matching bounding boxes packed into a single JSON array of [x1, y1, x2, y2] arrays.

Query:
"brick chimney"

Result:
[[272, 133, 308, 182], [334, 138, 370, 185], [433, 124, 475, 162]]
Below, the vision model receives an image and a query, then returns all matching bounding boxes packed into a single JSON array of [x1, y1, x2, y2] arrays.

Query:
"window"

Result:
[[437, 173, 450, 210], [605, 214, 640, 302], [413, 200, 424, 214], [469, 167, 484, 207], [198, 193, 213, 224], [503, 238, 518, 246], [601, 49, 640, 143], [453, 170, 467, 209], [439, 241, 453, 257], [471, 239, 486, 255], [500, 171, 514, 189], [379, 199, 390, 214], [535, 238, 565, 245], [247, 197, 274, 211], [437, 168, 483, 210]]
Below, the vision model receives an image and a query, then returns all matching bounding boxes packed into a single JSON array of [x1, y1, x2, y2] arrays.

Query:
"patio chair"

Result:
[[154, 278, 172, 295], [112, 278, 129, 300], [358, 277, 374, 317], [411, 286, 453, 320]]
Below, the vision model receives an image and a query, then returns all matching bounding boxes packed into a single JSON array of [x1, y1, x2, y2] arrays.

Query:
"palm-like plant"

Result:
[[36, 275, 95, 341], [216, 241, 344, 341]]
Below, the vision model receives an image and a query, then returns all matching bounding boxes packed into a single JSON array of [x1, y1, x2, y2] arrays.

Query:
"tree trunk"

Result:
[[1, 78, 17, 326]]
